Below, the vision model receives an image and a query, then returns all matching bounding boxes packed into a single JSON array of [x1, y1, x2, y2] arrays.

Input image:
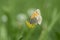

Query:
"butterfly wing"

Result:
[[31, 10, 39, 19]]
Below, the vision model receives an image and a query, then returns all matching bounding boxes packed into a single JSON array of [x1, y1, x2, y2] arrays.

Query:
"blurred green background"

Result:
[[0, 0, 60, 40]]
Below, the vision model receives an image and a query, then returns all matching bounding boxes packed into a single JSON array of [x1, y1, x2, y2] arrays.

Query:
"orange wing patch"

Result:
[[31, 11, 39, 19]]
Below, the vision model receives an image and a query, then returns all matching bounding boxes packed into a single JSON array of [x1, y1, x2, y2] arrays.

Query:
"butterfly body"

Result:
[[30, 18, 38, 24]]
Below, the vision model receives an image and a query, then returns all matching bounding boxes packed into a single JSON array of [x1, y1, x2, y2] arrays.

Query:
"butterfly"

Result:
[[30, 9, 42, 25], [26, 9, 42, 28]]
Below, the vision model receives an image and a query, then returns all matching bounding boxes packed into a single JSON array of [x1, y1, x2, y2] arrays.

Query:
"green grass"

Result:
[[0, 0, 60, 40]]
